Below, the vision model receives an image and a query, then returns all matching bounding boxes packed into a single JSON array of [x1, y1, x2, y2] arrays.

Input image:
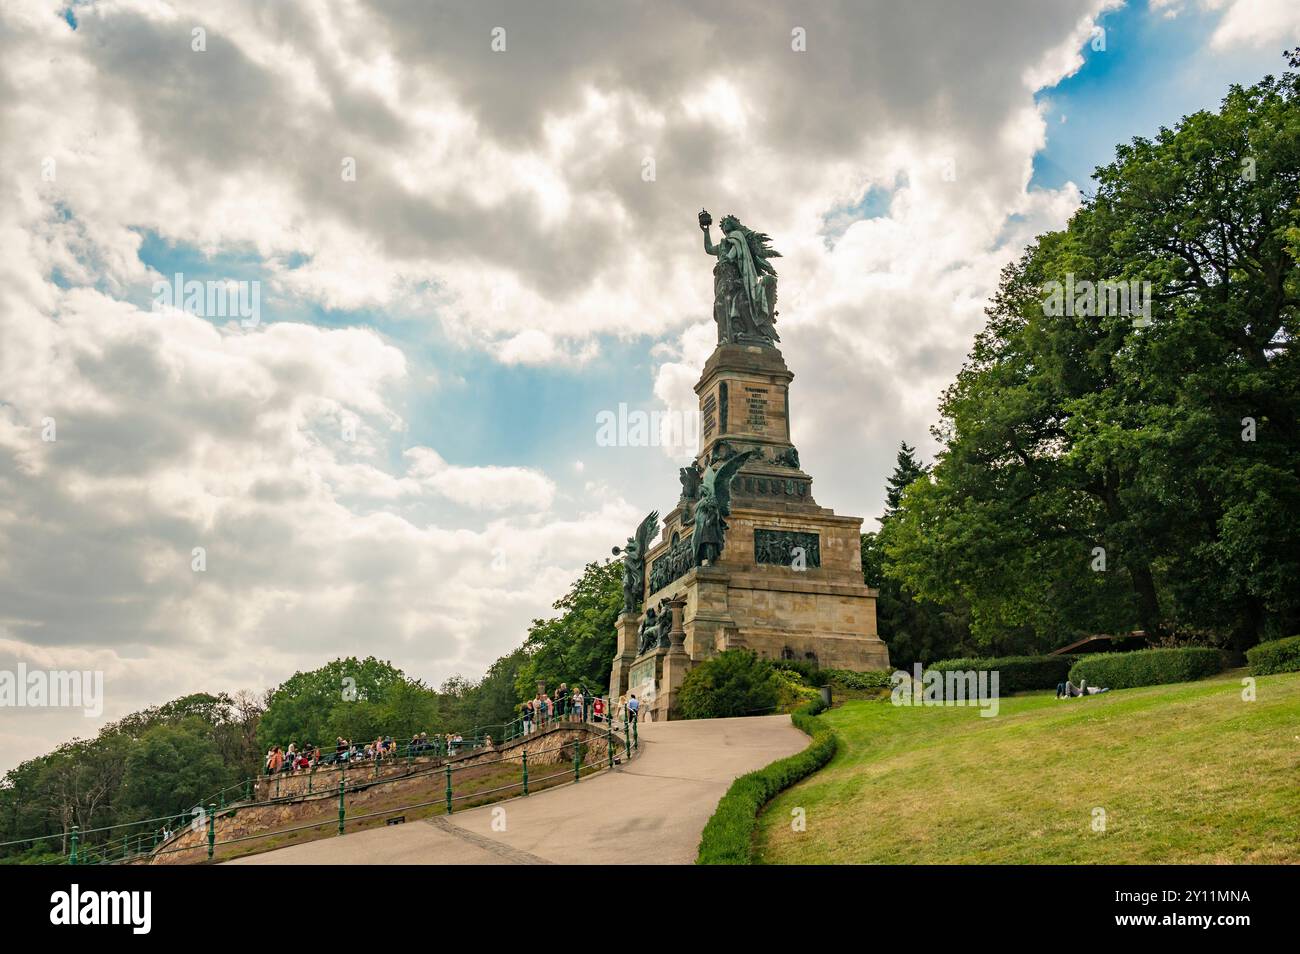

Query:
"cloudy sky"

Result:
[[1, 0, 1296, 772]]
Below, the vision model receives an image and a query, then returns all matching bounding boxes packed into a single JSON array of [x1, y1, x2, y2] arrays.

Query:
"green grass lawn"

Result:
[[757, 670, 1300, 864]]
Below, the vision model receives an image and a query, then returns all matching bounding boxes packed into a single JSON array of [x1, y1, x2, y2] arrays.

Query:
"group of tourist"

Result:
[[259, 685, 637, 776], [409, 731, 467, 756], [520, 683, 605, 734], [514, 686, 641, 734], [264, 742, 323, 773], [264, 732, 483, 774]]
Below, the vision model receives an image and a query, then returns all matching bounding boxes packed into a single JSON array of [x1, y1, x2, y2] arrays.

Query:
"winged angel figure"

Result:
[[613, 510, 659, 615], [692, 450, 758, 566]]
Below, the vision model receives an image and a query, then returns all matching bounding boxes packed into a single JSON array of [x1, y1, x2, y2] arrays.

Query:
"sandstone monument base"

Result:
[[610, 340, 890, 721]]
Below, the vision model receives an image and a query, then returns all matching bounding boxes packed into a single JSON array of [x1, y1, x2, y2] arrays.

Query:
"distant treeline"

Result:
[[0, 560, 623, 863]]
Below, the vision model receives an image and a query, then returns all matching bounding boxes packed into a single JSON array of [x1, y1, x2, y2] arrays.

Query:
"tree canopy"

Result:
[[883, 67, 1300, 651]]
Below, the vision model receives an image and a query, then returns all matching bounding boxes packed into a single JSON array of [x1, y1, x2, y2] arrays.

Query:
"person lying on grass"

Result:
[[1057, 679, 1111, 698]]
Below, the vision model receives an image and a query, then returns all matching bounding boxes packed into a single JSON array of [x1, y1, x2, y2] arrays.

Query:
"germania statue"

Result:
[[698, 209, 781, 345]]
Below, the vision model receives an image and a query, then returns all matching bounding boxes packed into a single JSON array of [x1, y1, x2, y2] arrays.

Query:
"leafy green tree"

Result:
[[861, 443, 975, 667], [884, 65, 1300, 650], [465, 648, 529, 729], [514, 560, 622, 698], [863, 529, 975, 668], [256, 657, 413, 750], [679, 650, 779, 719], [380, 679, 438, 740], [118, 720, 232, 819]]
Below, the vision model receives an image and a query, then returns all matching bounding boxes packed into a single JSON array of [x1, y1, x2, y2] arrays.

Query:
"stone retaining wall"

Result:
[[150, 722, 624, 864]]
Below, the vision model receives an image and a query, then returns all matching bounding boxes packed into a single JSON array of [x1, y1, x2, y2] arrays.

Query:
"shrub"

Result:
[[696, 698, 835, 864], [823, 669, 893, 691], [772, 667, 821, 711], [928, 655, 1072, 693], [679, 650, 780, 720], [771, 658, 829, 686], [1245, 635, 1300, 676], [1068, 647, 1222, 689]]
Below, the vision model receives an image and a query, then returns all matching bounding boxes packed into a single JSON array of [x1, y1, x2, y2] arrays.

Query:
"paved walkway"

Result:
[[227, 714, 806, 865]]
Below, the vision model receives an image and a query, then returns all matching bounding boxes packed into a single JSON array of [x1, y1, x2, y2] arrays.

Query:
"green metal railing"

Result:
[[1, 707, 638, 866]]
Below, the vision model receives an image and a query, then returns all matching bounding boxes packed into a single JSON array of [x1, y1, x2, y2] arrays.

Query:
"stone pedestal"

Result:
[[608, 612, 641, 700], [696, 344, 793, 461], [654, 597, 691, 721], [609, 334, 891, 720]]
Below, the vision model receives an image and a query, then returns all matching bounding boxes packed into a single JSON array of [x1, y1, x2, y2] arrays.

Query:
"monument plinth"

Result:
[[609, 210, 890, 720]]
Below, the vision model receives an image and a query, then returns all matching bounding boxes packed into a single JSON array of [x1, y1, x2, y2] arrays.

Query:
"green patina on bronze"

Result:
[[699, 209, 781, 346], [613, 510, 659, 616], [693, 449, 758, 566], [754, 529, 821, 568]]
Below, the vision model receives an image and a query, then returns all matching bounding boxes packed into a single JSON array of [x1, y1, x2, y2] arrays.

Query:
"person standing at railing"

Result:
[[521, 699, 534, 735], [570, 687, 584, 723], [556, 683, 569, 721]]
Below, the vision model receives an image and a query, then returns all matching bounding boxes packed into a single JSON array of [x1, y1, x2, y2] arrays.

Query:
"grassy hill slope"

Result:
[[758, 670, 1299, 864]]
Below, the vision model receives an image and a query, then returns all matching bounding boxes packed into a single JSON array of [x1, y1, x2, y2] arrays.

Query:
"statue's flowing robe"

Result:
[[720, 230, 772, 331], [693, 493, 725, 563]]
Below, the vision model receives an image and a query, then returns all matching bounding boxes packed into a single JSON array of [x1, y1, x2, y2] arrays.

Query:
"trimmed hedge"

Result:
[[824, 669, 893, 691], [696, 698, 836, 865], [928, 655, 1072, 693], [1068, 647, 1222, 689], [1246, 635, 1300, 676]]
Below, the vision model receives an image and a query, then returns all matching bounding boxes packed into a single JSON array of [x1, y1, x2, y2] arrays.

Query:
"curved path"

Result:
[[227, 714, 805, 865]]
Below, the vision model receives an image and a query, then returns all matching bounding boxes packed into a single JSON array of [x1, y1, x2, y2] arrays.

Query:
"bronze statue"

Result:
[[637, 607, 660, 655], [637, 602, 673, 655], [678, 460, 702, 500], [699, 209, 781, 345], [773, 446, 800, 469], [613, 510, 658, 616], [693, 449, 758, 566]]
